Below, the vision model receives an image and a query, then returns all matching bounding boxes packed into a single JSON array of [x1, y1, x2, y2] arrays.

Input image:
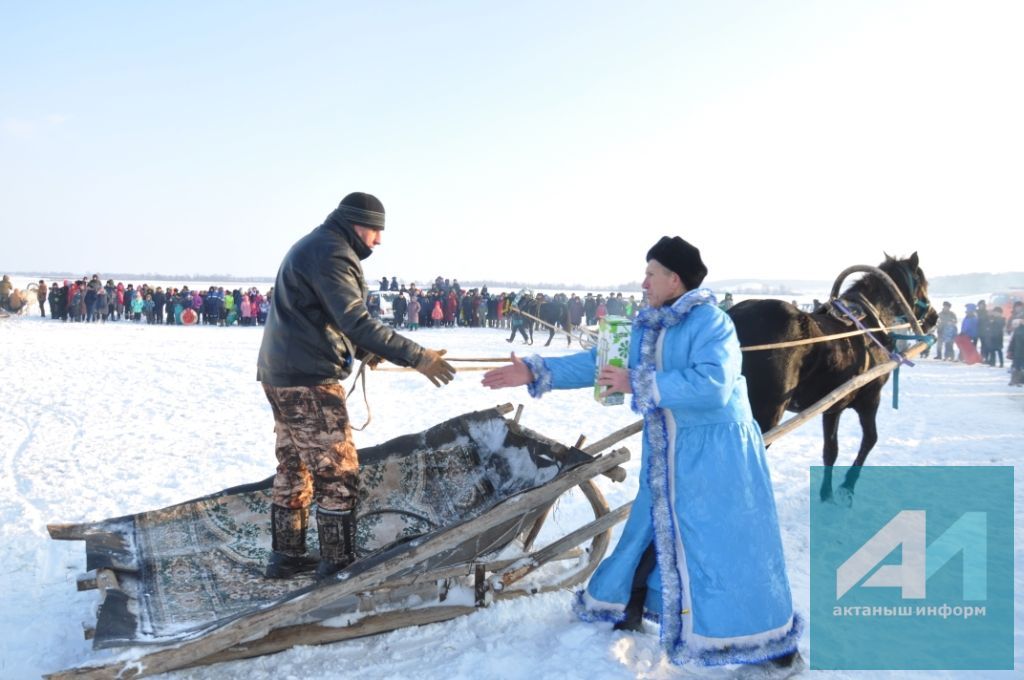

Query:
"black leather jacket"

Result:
[[257, 210, 424, 386]]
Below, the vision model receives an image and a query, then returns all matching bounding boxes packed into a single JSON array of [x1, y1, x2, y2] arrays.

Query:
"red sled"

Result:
[[955, 334, 981, 364]]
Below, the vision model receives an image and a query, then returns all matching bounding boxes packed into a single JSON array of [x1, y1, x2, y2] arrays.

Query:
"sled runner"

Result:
[[47, 404, 632, 679]]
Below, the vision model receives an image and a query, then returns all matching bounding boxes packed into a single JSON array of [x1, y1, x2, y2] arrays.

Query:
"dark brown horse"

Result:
[[728, 253, 938, 504]]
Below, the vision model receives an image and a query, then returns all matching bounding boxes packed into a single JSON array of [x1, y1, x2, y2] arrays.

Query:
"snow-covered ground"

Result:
[[0, 298, 1020, 679]]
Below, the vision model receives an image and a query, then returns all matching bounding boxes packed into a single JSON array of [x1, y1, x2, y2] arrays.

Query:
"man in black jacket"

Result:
[[257, 191, 456, 580]]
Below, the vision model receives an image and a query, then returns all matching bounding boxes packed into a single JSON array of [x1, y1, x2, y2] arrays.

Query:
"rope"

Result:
[[445, 357, 513, 363], [347, 357, 373, 431], [740, 323, 911, 352], [346, 354, 512, 428]]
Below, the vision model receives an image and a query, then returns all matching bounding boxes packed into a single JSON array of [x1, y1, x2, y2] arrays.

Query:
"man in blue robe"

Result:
[[482, 236, 802, 670]]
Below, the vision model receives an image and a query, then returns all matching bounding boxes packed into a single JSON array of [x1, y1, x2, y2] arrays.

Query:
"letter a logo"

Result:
[[836, 510, 987, 600], [837, 510, 926, 599]]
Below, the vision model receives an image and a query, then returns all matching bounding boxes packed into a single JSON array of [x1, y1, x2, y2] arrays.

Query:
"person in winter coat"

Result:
[[392, 292, 407, 328], [431, 299, 444, 327], [84, 285, 98, 322], [115, 283, 125, 320], [445, 290, 458, 327], [406, 294, 420, 330], [1008, 319, 1024, 385], [482, 236, 801, 671], [984, 306, 1005, 368], [960, 303, 979, 360], [48, 282, 61, 319], [568, 295, 584, 330], [104, 280, 117, 320], [935, 301, 958, 361], [130, 290, 144, 322], [256, 191, 456, 581], [222, 289, 235, 325], [258, 297, 269, 325], [70, 284, 84, 322], [240, 294, 253, 326]]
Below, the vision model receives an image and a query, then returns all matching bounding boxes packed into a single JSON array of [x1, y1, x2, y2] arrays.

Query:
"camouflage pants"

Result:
[[262, 383, 359, 512]]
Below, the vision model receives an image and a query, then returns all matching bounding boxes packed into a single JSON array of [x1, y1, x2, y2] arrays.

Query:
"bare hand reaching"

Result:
[[481, 353, 533, 390]]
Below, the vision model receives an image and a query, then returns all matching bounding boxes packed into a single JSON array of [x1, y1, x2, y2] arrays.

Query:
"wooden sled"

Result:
[[46, 404, 634, 679]]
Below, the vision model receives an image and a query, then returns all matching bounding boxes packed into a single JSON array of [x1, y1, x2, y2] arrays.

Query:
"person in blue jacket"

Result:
[[482, 236, 801, 670]]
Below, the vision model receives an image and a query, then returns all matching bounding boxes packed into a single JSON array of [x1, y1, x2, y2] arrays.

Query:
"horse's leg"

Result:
[[820, 410, 842, 503], [836, 394, 881, 505], [545, 325, 555, 347]]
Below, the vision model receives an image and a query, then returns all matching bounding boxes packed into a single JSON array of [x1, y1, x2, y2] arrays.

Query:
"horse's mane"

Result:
[[843, 253, 927, 317]]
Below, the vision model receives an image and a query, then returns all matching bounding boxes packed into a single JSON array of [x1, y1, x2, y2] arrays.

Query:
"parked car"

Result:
[[367, 292, 400, 326], [989, 291, 1024, 324]]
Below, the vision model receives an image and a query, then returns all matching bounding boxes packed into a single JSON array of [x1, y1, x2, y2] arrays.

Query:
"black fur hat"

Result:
[[338, 192, 386, 230], [646, 236, 707, 291]]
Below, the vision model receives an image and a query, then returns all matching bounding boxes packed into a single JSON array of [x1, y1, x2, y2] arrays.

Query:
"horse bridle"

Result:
[[898, 264, 933, 326]]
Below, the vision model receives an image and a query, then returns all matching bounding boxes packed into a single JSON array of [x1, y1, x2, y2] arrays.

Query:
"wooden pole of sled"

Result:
[[498, 493, 632, 591], [762, 340, 930, 446], [47, 448, 630, 680], [521, 435, 587, 553], [572, 340, 928, 474], [182, 605, 478, 670]]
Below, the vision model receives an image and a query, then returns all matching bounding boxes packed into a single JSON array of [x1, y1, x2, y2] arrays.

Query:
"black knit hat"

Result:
[[646, 236, 707, 291], [338, 192, 385, 230]]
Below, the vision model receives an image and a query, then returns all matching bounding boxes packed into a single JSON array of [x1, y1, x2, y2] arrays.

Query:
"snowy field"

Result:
[[0, 302, 1020, 679]]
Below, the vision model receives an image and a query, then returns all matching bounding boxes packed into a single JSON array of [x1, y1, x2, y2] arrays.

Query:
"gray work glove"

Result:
[[415, 348, 456, 387]]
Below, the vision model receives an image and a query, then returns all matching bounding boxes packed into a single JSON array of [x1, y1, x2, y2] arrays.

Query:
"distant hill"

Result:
[[925, 272, 1024, 295], [705, 273, 1024, 297]]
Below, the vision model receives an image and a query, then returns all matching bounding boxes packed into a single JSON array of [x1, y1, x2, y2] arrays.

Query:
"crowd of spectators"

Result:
[[372, 274, 640, 331], [25, 275, 271, 326], [10, 273, 643, 333]]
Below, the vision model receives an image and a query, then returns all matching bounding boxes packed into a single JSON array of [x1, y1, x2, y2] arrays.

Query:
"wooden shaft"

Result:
[[497, 499, 632, 589], [763, 340, 929, 446]]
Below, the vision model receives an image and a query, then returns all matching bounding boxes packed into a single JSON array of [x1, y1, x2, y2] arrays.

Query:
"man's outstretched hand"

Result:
[[415, 348, 456, 387], [481, 353, 533, 390]]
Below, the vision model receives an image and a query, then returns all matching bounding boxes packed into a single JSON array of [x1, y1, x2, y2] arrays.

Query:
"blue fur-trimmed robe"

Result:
[[523, 289, 801, 666]]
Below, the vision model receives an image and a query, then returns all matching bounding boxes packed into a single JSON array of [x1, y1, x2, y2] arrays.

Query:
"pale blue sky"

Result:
[[2, 1, 1022, 286]]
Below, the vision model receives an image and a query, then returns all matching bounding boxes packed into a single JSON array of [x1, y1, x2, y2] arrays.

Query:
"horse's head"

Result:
[[880, 252, 937, 333]]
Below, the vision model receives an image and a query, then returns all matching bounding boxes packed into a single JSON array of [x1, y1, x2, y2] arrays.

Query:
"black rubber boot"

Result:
[[264, 505, 319, 579], [315, 507, 358, 580], [614, 542, 657, 632]]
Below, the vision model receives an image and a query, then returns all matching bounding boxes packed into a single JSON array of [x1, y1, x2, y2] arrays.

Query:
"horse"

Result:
[[535, 300, 572, 347], [510, 296, 573, 346], [727, 253, 938, 505]]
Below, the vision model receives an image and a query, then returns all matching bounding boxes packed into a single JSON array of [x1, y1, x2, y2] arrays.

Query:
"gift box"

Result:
[[594, 315, 631, 405]]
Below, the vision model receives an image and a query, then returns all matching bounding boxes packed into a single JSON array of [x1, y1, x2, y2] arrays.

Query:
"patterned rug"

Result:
[[76, 408, 582, 648]]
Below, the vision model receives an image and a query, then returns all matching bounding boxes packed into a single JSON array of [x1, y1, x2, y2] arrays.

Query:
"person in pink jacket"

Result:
[[240, 294, 253, 326]]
